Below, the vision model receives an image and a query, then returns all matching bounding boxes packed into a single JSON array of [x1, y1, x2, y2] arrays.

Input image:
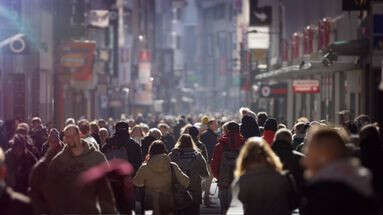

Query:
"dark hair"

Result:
[[175, 134, 198, 150], [257, 112, 268, 127], [148, 140, 168, 159], [359, 124, 382, 169], [78, 119, 90, 135], [264, 118, 278, 132], [187, 126, 199, 141], [240, 115, 260, 139]]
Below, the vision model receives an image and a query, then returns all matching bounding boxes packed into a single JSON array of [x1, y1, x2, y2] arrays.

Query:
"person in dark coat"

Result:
[[257, 112, 268, 127], [234, 137, 295, 215], [159, 123, 176, 151], [29, 117, 48, 156], [262, 118, 277, 146], [5, 134, 37, 195], [240, 115, 260, 140], [359, 124, 383, 202], [301, 127, 377, 215], [29, 128, 64, 215], [102, 121, 143, 214], [272, 129, 305, 191], [141, 128, 162, 159], [0, 147, 32, 215], [200, 118, 218, 206], [183, 125, 209, 161]]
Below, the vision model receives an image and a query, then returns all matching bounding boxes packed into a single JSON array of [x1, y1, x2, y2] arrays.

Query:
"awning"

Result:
[[255, 61, 359, 81]]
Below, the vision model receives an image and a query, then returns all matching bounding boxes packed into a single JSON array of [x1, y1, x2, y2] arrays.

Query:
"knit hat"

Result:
[[226, 121, 240, 133], [264, 118, 278, 132]]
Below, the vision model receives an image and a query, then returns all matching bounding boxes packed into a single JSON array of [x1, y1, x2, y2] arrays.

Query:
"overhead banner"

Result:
[[259, 83, 288, 98], [293, 80, 320, 93]]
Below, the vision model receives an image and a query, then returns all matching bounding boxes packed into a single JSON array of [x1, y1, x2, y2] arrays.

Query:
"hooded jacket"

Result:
[[169, 148, 209, 203], [133, 154, 190, 214], [302, 158, 376, 215], [272, 140, 305, 189], [29, 142, 64, 215], [240, 115, 260, 139], [47, 140, 116, 214], [210, 133, 245, 179]]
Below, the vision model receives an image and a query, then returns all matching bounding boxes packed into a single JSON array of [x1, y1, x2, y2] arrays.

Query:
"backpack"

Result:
[[103, 139, 129, 161], [218, 142, 240, 188], [175, 150, 198, 177]]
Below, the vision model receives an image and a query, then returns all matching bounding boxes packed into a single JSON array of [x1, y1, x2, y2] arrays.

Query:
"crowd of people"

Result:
[[0, 108, 382, 215]]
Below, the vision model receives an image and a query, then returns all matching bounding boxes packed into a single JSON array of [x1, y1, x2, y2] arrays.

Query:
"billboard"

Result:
[[60, 41, 96, 82], [293, 80, 320, 93]]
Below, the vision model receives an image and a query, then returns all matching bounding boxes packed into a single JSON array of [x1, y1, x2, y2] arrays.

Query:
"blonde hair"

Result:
[[235, 137, 283, 178], [174, 134, 200, 152]]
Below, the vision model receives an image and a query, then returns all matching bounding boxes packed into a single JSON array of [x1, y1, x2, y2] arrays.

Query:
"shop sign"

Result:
[[260, 83, 288, 98], [60, 41, 96, 82], [293, 80, 320, 93]]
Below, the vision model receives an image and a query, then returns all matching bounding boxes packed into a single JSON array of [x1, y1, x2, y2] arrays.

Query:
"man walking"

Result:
[[47, 124, 116, 214]]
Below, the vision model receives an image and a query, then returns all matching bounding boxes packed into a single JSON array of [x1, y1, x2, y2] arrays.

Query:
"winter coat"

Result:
[[200, 129, 218, 162], [169, 148, 209, 204], [210, 133, 245, 180], [83, 136, 100, 151], [292, 135, 305, 150], [262, 130, 275, 146], [5, 148, 37, 195], [0, 183, 32, 215], [194, 139, 209, 162], [132, 154, 190, 214], [141, 135, 157, 159], [102, 135, 142, 174], [29, 145, 64, 215], [30, 127, 48, 156], [47, 141, 116, 214], [240, 115, 260, 140], [236, 165, 293, 215], [162, 134, 176, 152], [272, 140, 305, 189], [302, 158, 376, 215]]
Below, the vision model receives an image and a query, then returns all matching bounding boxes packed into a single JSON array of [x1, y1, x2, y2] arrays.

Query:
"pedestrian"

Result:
[[102, 121, 142, 213], [301, 127, 376, 215], [78, 119, 100, 150], [99, 128, 109, 149], [234, 137, 295, 215], [159, 123, 176, 151], [292, 122, 307, 150], [29, 117, 48, 156], [182, 125, 209, 161], [262, 118, 278, 146], [354, 115, 371, 132], [14, 123, 40, 158], [239, 107, 257, 120], [5, 134, 37, 195], [359, 124, 383, 202], [169, 134, 209, 215], [131, 125, 145, 146], [47, 124, 117, 214], [211, 121, 245, 214], [41, 128, 62, 156], [89, 121, 101, 146], [29, 128, 64, 215], [133, 140, 190, 215], [256, 112, 268, 127], [200, 118, 218, 206], [240, 115, 260, 140], [141, 128, 162, 159], [272, 128, 305, 191], [0, 147, 32, 215]]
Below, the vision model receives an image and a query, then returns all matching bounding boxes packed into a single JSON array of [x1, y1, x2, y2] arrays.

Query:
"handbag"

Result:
[[170, 163, 193, 210]]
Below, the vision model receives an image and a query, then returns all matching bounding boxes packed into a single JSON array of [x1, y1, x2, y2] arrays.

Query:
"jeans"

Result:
[[218, 188, 232, 214]]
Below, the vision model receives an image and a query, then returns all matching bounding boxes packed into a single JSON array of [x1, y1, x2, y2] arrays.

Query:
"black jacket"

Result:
[[0, 185, 32, 215], [302, 181, 377, 215], [141, 135, 157, 159], [161, 134, 176, 152], [102, 136, 142, 174], [200, 129, 218, 162], [272, 140, 305, 189]]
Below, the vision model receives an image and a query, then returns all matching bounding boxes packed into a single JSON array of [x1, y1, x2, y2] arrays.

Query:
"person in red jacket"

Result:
[[262, 118, 278, 146], [211, 121, 245, 214]]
